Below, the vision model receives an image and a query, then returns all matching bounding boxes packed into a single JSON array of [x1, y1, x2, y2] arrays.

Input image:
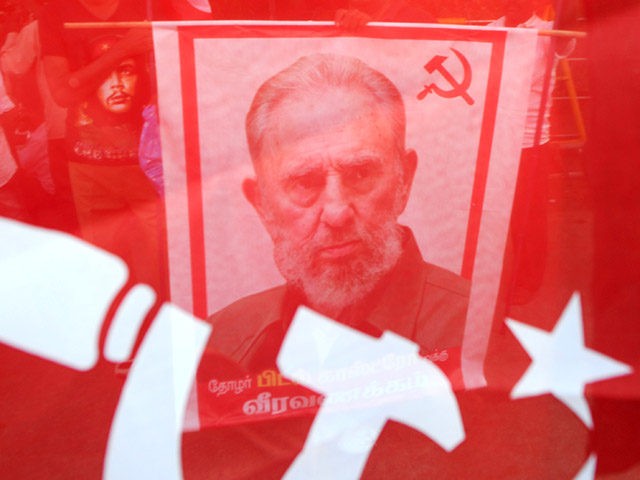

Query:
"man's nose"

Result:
[[320, 175, 354, 228], [111, 72, 124, 89]]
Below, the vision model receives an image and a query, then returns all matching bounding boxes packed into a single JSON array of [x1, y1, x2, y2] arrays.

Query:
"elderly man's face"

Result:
[[244, 86, 416, 315]]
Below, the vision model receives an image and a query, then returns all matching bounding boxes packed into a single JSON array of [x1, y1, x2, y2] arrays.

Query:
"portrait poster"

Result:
[[153, 21, 538, 390]]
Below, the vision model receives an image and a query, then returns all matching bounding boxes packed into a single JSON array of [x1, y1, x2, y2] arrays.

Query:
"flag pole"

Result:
[[61, 21, 587, 37]]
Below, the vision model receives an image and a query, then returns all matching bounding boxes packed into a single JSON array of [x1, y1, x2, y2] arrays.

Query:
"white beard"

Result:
[[271, 220, 404, 318]]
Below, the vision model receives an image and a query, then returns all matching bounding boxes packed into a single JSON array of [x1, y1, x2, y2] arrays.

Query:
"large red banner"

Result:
[[1, 19, 638, 480]]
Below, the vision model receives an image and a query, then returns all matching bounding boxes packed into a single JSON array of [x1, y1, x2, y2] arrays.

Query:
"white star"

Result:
[[506, 293, 632, 428]]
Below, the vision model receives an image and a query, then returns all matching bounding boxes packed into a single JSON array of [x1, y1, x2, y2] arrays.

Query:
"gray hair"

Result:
[[245, 53, 407, 164]]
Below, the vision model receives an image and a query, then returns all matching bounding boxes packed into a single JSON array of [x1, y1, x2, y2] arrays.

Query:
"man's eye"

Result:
[[291, 173, 323, 190], [285, 173, 324, 205], [119, 66, 135, 76], [344, 165, 375, 185]]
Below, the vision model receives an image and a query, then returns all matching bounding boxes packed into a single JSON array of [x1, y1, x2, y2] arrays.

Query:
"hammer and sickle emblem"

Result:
[[417, 48, 474, 105]]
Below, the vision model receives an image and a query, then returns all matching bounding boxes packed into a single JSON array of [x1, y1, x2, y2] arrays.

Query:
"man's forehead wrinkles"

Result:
[[273, 150, 387, 175], [336, 154, 385, 166]]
